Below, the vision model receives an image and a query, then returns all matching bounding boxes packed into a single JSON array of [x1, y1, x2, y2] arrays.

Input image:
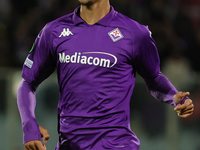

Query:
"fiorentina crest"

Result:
[[108, 28, 124, 42]]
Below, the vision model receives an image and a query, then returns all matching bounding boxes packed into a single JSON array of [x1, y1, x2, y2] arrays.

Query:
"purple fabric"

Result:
[[17, 79, 41, 144], [17, 6, 182, 150]]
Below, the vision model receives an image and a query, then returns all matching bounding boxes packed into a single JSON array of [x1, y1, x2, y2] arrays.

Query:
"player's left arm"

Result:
[[133, 25, 194, 117], [174, 91, 194, 118], [133, 26, 176, 105]]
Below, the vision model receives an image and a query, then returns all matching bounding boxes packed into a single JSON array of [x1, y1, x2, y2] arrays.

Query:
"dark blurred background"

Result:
[[0, 0, 200, 150]]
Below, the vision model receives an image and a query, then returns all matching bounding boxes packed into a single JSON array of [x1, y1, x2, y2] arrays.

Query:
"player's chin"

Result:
[[78, 0, 94, 6]]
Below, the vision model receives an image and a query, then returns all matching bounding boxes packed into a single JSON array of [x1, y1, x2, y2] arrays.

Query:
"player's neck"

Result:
[[79, 1, 110, 25]]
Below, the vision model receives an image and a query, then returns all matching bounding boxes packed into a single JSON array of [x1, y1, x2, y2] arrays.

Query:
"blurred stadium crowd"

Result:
[[0, 0, 200, 71]]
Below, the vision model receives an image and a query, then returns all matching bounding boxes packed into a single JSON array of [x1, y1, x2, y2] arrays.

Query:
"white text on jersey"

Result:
[[59, 52, 117, 68]]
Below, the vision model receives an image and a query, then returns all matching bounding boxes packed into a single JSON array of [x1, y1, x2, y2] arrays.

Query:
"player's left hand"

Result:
[[174, 91, 194, 118]]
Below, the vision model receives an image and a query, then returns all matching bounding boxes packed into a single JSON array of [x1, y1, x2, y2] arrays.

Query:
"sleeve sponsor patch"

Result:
[[24, 57, 33, 68]]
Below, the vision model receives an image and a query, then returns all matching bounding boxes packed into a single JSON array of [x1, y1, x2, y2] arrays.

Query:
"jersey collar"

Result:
[[73, 6, 116, 26]]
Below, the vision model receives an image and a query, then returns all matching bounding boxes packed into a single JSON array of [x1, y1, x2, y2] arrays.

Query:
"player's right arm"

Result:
[[17, 80, 50, 150], [17, 23, 56, 149], [17, 79, 42, 149], [23, 126, 50, 150]]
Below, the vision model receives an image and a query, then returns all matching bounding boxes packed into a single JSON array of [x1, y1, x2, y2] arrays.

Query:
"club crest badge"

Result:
[[108, 28, 124, 42]]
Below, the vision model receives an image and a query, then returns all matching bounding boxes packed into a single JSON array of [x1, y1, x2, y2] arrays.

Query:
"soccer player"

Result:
[[17, 0, 194, 150]]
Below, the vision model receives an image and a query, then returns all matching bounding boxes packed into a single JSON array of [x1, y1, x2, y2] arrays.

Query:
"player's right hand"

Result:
[[24, 126, 50, 150], [39, 126, 50, 144], [24, 140, 46, 150]]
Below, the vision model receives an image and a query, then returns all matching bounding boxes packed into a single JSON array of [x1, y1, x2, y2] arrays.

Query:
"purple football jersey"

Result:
[[18, 6, 179, 150]]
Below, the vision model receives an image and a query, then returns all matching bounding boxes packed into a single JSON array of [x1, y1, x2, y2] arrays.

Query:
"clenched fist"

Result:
[[174, 92, 194, 118]]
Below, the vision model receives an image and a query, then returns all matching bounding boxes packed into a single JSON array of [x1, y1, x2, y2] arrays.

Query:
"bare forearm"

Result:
[[17, 79, 40, 144]]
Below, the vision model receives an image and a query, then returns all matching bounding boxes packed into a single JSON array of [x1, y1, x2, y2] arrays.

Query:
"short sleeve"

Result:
[[22, 24, 56, 87]]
